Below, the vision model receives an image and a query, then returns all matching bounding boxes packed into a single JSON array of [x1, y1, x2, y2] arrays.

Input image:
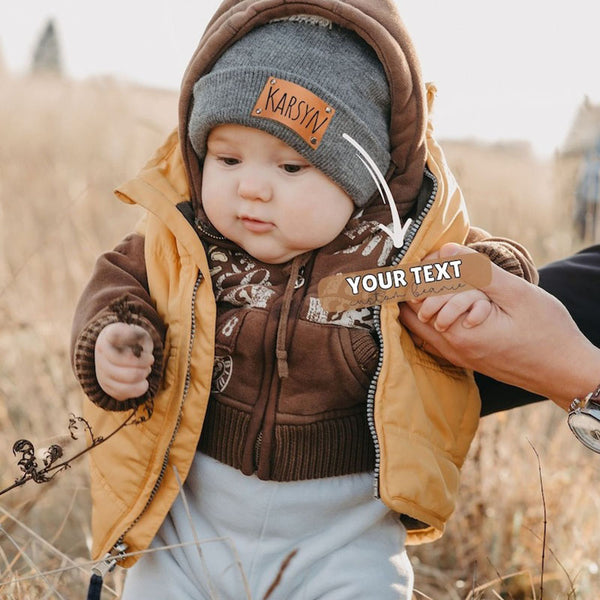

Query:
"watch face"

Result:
[[568, 409, 600, 453]]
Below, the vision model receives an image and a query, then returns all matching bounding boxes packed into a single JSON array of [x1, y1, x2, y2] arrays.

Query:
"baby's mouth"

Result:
[[239, 216, 275, 233]]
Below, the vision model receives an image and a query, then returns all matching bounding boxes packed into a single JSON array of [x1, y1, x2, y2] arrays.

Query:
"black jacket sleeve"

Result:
[[479, 245, 600, 416]]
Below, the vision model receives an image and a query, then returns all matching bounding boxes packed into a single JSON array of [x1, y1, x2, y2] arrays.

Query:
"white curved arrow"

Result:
[[343, 133, 412, 248]]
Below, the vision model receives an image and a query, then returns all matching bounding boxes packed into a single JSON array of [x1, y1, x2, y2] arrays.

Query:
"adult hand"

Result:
[[95, 322, 155, 401], [398, 243, 600, 410]]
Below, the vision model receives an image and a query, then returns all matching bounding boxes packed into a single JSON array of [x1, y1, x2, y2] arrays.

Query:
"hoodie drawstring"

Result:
[[275, 255, 305, 379]]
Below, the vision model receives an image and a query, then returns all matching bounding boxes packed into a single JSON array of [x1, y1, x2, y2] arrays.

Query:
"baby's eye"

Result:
[[218, 156, 240, 166], [282, 163, 307, 174]]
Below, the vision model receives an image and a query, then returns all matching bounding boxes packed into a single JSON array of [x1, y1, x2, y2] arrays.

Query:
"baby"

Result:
[[73, 4, 537, 599]]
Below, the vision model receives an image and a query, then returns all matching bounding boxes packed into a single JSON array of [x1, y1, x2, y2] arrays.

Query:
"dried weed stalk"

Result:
[[1, 409, 149, 498]]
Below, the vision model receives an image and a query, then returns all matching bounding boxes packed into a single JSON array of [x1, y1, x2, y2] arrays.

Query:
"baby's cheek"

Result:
[[203, 194, 229, 228]]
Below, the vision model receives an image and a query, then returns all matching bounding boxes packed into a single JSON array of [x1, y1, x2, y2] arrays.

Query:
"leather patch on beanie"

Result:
[[251, 76, 335, 149]]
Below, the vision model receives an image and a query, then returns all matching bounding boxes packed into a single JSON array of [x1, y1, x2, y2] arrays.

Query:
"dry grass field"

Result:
[[0, 71, 598, 599]]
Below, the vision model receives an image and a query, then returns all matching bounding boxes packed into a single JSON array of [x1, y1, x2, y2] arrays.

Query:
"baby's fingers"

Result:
[[112, 325, 153, 358], [103, 362, 152, 385], [98, 323, 154, 368], [98, 375, 150, 402], [432, 291, 484, 332], [416, 294, 453, 323], [95, 360, 151, 401], [462, 298, 493, 328]]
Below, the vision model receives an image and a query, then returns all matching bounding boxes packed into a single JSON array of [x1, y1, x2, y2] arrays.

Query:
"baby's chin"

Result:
[[243, 251, 302, 265], [236, 242, 307, 265]]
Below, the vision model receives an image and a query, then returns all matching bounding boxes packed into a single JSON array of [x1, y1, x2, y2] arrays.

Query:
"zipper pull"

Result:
[[294, 266, 306, 289], [87, 542, 128, 600], [92, 542, 128, 577]]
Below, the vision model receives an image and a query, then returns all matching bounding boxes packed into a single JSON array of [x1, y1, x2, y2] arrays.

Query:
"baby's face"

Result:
[[201, 124, 354, 264]]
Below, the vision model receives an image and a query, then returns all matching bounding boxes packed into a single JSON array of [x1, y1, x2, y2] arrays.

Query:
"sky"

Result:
[[2, 1, 600, 158]]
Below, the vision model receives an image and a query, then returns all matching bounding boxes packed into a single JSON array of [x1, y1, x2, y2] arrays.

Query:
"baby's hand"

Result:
[[95, 323, 154, 401], [413, 289, 492, 333]]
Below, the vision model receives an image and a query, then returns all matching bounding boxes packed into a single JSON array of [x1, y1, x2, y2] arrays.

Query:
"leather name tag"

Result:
[[251, 76, 335, 149]]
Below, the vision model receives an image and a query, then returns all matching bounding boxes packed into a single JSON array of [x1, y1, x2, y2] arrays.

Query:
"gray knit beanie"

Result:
[[188, 16, 391, 207]]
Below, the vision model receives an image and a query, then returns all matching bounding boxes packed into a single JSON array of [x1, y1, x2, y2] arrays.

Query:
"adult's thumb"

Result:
[[438, 242, 475, 258]]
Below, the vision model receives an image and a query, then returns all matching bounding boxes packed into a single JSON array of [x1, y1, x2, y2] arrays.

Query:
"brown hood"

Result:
[[178, 0, 427, 219]]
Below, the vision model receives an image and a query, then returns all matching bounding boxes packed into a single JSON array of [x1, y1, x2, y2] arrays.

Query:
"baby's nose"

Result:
[[237, 170, 272, 202]]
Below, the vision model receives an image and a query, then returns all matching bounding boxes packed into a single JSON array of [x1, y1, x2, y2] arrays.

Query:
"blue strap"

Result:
[[86, 573, 103, 600]]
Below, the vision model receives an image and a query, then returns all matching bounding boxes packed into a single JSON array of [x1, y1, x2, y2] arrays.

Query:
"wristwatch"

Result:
[[568, 384, 600, 453]]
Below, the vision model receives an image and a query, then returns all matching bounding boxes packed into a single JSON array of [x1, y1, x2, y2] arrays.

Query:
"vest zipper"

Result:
[[102, 270, 203, 567], [253, 431, 264, 469], [367, 169, 438, 498]]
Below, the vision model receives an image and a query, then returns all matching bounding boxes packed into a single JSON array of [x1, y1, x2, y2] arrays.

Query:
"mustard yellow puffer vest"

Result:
[[83, 89, 480, 567]]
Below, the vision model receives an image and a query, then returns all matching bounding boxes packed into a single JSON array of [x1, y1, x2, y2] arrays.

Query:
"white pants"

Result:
[[121, 453, 413, 599]]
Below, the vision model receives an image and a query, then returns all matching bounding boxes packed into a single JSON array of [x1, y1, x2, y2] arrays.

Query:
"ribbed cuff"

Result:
[[468, 240, 525, 279], [73, 298, 164, 412]]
